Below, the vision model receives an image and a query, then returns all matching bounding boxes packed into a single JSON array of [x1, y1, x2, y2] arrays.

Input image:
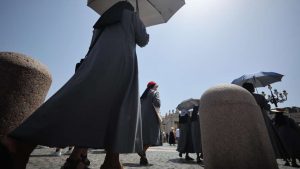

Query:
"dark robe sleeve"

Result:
[[152, 91, 161, 108], [132, 13, 149, 47]]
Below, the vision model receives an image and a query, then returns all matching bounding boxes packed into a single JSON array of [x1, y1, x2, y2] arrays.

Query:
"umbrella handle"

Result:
[[269, 89, 278, 107], [136, 0, 140, 16]]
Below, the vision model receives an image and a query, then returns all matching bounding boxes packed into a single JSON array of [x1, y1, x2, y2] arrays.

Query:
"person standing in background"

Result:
[[273, 109, 300, 167], [138, 81, 162, 166], [177, 109, 194, 161], [166, 132, 169, 143], [190, 106, 203, 163], [242, 82, 289, 165], [169, 127, 176, 146], [175, 128, 180, 144]]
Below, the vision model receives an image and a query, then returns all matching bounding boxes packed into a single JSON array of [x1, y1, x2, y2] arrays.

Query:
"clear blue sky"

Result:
[[1, 0, 299, 115]]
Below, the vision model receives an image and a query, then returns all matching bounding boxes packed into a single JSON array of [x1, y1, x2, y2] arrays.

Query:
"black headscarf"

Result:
[[274, 112, 287, 127], [75, 59, 85, 72], [93, 1, 134, 29], [191, 106, 199, 121], [242, 82, 255, 93], [140, 83, 156, 100]]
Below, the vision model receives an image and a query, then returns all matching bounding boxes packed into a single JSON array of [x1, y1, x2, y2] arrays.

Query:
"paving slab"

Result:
[[27, 144, 295, 169]]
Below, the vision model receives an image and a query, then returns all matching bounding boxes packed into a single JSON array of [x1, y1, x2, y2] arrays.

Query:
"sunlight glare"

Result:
[[185, 0, 234, 18]]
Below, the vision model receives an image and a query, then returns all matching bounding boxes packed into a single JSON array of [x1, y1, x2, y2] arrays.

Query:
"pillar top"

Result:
[[0, 52, 51, 79], [200, 84, 257, 108]]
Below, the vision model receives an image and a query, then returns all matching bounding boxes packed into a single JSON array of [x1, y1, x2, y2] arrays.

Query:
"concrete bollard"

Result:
[[0, 52, 52, 138], [199, 84, 278, 169]]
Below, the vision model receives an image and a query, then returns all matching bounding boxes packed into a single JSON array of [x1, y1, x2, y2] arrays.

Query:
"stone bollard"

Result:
[[0, 52, 52, 138], [199, 84, 278, 169]]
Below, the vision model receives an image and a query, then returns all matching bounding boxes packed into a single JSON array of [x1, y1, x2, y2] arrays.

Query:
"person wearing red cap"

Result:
[[138, 81, 162, 165], [147, 81, 156, 88]]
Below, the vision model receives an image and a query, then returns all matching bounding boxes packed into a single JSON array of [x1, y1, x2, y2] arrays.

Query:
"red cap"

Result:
[[147, 81, 157, 88]]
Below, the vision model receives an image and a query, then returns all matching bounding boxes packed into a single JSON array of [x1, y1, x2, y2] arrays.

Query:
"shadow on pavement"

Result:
[[168, 158, 204, 167], [30, 154, 60, 157], [123, 163, 153, 167], [89, 150, 106, 154]]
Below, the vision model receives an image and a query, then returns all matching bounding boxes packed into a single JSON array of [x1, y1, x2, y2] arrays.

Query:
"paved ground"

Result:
[[27, 144, 296, 169]]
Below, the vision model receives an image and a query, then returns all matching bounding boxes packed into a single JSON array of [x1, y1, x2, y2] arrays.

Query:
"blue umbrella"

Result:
[[232, 71, 284, 88]]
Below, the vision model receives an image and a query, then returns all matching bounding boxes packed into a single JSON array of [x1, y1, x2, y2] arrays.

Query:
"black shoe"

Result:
[[284, 161, 290, 166], [185, 155, 194, 161], [197, 157, 202, 164], [61, 158, 91, 169], [292, 162, 300, 168], [0, 142, 13, 169], [81, 155, 91, 166], [140, 157, 149, 166], [138, 152, 145, 157]]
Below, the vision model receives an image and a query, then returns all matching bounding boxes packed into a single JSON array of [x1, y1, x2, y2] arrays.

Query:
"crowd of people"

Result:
[[242, 82, 300, 168], [160, 82, 300, 168], [161, 106, 203, 163], [175, 107, 201, 163]]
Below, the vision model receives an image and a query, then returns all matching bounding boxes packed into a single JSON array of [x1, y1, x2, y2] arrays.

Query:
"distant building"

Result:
[[161, 109, 179, 134], [284, 107, 300, 125], [269, 106, 300, 125], [161, 107, 300, 133]]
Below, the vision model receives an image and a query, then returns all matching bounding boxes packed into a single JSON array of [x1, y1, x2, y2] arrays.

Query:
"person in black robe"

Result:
[[242, 83, 289, 165], [273, 109, 300, 167], [168, 128, 176, 146], [190, 106, 203, 163], [166, 133, 169, 143], [0, 2, 149, 169], [59, 58, 91, 169], [177, 110, 194, 161], [138, 81, 162, 166]]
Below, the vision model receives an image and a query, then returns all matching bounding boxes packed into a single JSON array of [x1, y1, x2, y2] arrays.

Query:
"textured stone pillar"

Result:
[[0, 52, 52, 138], [200, 84, 278, 169]]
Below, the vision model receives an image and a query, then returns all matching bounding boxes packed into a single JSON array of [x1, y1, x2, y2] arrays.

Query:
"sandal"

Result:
[[196, 157, 202, 164], [0, 142, 13, 169], [61, 157, 90, 169], [81, 154, 91, 166], [139, 157, 149, 166]]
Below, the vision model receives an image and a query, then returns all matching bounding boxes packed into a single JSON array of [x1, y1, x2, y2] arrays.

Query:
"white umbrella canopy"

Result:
[[176, 98, 200, 111], [87, 0, 185, 27]]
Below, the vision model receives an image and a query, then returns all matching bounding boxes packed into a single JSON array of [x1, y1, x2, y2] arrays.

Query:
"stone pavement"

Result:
[[27, 144, 295, 169]]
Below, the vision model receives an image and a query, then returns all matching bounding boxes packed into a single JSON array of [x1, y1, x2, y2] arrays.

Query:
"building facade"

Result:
[[269, 107, 300, 125], [288, 107, 300, 125], [161, 109, 179, 135]]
